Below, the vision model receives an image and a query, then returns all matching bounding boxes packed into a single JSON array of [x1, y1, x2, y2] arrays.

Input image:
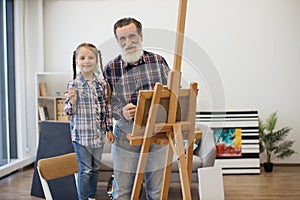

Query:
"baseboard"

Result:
[[260, 163, 300, 166], [0, 156, 36, 178]]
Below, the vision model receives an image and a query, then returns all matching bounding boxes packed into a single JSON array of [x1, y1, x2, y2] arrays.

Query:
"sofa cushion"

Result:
[[103, 141, 112, 153], [100, 153, 113, 171]]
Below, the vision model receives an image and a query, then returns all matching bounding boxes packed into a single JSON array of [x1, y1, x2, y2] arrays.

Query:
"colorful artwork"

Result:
[[213, 128, 242, 157]]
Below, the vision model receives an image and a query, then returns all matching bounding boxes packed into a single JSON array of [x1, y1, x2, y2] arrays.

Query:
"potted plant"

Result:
[[259, 112, 297, 172]]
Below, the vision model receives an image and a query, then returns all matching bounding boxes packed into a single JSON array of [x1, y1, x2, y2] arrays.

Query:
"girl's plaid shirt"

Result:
[[64, 73, 113, 148]]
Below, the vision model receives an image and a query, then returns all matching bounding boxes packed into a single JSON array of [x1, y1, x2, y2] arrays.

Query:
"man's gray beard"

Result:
[[121, 48, 144, 64]]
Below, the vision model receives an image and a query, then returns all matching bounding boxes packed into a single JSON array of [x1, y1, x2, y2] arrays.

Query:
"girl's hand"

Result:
[[68, 87, 77, 105], [107, 131, 114, 143]]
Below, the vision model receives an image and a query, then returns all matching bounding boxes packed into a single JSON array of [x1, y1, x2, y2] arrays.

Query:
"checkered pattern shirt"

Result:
[[64, 73, 113, 148], [104, 50, 170, 120]]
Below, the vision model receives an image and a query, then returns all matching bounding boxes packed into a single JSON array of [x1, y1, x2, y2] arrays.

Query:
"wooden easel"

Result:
[[126, 0, 199, 199]]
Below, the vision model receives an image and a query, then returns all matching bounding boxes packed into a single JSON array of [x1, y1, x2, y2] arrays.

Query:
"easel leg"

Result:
[[187, 82, 198, 182], [131, 83, 163, 200], [131, 137, 151, 200], [173, 124, 192, 200], [187, 142, 194, 182], [160, 134, 174, 200]]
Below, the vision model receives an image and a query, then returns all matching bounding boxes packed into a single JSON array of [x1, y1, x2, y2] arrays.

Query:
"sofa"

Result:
[[31, 121, 216, 198], [99, 123, 216, 183]]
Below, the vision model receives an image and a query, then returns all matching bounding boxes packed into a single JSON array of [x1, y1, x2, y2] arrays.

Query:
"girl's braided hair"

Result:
[[97, 49, 111, 103]]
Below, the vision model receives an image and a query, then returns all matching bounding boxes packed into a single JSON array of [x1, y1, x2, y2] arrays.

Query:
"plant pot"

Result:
[[263, 162, 273, 172]]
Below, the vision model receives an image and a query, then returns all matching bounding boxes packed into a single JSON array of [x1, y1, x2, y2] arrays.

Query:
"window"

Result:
[[0, 0, 17, 167]]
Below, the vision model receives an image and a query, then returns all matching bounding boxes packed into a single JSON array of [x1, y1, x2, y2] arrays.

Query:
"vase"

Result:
[[263, 162, 273, 172]]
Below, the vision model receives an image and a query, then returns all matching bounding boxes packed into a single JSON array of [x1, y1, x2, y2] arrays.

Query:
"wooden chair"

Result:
[[37, 153, 78, 200]]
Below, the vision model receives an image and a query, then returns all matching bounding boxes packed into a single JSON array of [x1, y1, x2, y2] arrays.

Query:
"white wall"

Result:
[[39, 0, 300, 163]]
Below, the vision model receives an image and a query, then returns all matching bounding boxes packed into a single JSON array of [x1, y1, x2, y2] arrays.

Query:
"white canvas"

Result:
[[198, 166, 225, 200]]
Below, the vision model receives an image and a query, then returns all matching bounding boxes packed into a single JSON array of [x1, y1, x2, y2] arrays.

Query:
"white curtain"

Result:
[[14, 0, 44, 159]]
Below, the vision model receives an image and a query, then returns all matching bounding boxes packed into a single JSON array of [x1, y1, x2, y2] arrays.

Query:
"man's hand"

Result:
[[122, 103, 136, 120]]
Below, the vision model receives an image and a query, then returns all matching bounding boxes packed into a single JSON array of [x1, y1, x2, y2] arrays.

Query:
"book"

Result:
[[43, 106, 49, 120], [38, 106, 45, 121], [39, 83, 48, 96], [38, 106, 49, 121]]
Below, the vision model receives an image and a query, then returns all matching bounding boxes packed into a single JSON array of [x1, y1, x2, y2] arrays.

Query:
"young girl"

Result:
[[64, 43, 114, 200]]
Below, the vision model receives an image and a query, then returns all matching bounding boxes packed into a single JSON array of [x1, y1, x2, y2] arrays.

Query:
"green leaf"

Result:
[[265, 112, 277, 132]]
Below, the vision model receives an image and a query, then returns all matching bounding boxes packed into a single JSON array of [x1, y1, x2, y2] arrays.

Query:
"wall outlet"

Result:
[[26, 146, 31, 152]]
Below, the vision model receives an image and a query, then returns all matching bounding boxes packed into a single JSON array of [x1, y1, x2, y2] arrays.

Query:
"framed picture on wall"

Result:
[[213, 128, 242, 158]]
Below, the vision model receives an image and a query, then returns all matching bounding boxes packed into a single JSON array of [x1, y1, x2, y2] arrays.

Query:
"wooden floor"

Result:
[[0, 165, 300, 199]]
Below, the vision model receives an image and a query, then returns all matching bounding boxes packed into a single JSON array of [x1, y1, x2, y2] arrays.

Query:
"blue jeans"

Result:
[[112, 120, 167, 200], [73, 141, 104, 200]]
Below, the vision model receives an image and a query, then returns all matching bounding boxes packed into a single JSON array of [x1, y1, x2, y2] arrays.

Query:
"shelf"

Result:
[[36, 73, 71, 133], [38, 96, 65, 100]]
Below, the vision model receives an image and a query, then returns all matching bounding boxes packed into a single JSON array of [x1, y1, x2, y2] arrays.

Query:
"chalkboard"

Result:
[[30, 121, 77, 199]]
